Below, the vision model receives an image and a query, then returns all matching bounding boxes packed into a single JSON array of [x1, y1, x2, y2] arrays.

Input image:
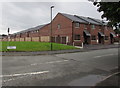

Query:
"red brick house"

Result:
[[7, 13, 116, 46], [39, 13, 116, 46]]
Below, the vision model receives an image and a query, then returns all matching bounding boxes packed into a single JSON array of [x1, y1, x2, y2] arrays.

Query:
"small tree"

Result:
[[89, 0, 120, 34]]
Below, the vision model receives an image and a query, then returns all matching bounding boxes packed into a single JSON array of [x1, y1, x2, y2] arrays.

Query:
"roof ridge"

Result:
[[74, 15, 89, 24], [60, 12, 73, 15], [14, 24, 47, 35], [87, 17, 104, 25], [60, 13, 105, 25]]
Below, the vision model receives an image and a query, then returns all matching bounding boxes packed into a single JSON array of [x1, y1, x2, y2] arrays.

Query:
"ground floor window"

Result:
[[105, 36, 109, 40], [91, 35, 96, 40], [61, 37, 67, 44], [51, 37, 55, 42], [74, 35, 80, 40]]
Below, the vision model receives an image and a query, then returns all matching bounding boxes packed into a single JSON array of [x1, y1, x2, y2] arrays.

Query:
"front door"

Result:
[[83, 32, 90, 44], [98, 33, 101, 44], [110, 34, 114, 44], [98, 33, 104, 44]]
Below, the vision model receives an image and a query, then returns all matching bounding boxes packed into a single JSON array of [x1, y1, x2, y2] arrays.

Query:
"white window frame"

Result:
[[91, 35, 96, 40], [84, 24, 87, 29], [105, 26, 108, 30], [74, 34, 81, 40], [75, 22, 80, 28], [91, 25, 95, 29], [57, 24, 61, 29]]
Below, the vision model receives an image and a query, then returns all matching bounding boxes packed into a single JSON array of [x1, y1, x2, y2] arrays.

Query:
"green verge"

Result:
[[0, 41, 78, 52]]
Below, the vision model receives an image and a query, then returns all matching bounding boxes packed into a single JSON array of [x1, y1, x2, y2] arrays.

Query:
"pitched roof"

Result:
[[77, 16, 100, 25], [60, 13, 107, 25], [0, 35, 2, 39], [61, 13, 88, 24], [14, 24, 47, 35], [0, 34, 7, 38], [87, 17, 107, 25]]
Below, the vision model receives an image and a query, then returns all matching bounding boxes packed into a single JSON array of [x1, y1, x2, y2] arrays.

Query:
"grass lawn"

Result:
[[0, 41, 78, 52]]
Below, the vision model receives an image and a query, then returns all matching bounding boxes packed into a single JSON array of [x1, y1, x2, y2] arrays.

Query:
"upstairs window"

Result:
[[32, 31, 36, 33], [105, 26, 108, 30], [99, 26, 102, 30], [84, 24, 87, 29], [14, 35, 16, 38], [20, 34, 22, 37], [91, 35, 96, 40], [36, 30, 39, 33], [75, 22, 80, 28], [57, 24, 61, 29], [91, 25, 95, 29], [74, 34, 80, 40], [26, 32, 29, 37]]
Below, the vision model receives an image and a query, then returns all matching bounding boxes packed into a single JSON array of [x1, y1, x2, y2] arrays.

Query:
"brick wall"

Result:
[[51, 13, 73, 45], [39, 13, 73, 45], [90, 25, 101, 44]]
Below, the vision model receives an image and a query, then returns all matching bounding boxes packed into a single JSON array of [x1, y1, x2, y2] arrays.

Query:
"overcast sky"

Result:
[[0, 0, 103, 35]]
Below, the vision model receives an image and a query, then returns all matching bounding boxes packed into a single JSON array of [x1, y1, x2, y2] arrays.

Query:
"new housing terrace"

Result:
[[1, 13, 116, 46]]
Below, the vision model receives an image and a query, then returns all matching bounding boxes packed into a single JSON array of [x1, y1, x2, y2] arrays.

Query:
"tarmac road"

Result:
[[2, 48, 119, 86]]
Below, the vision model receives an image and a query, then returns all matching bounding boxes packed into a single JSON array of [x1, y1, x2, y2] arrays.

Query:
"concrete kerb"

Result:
[[94, 72, 120, 87], [1, 49, 85, 56]]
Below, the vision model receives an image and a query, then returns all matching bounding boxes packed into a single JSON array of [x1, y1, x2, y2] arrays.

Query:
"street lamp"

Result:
[[7, 28, 10, 51], [50, 6, 54, 51]]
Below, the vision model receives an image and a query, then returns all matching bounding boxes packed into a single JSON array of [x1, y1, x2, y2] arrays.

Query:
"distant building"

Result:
[[4, 13, 116, 46], [0, 35, 2, 39], [0, 34, 7, 41]]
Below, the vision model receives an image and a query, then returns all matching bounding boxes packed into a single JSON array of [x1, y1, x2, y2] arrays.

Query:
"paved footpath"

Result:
[[94, 72, 120, 88], [1, 44, 119, 56]]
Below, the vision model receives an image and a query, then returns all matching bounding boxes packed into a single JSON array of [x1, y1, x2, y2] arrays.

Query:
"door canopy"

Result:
[[110, 32, 116, 37], [84, 30, 91, 36], [98, 32, 105, 37]]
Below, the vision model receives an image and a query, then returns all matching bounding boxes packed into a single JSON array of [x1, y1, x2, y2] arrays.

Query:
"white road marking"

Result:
[[102, 72, 120, 81], [3, 76, 25, 83], [93, 54, 118, 58], [2, 60, 69, 82], [3, 78, 13, 82], [46, 60, 68, 64], [1, 71, 49, 78], [31, 60, 69, 66]]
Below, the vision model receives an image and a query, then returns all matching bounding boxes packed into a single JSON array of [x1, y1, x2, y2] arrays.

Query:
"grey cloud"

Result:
[[1, 2, 102, 34]]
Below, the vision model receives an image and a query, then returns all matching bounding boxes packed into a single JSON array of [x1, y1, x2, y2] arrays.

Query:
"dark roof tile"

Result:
[[60, 13, 108, 25], [14, 24, 47, 35]]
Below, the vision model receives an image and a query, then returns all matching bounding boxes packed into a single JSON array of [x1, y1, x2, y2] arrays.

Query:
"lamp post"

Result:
[[50, 6, 54, 51], [7, 28, 10, 51]]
